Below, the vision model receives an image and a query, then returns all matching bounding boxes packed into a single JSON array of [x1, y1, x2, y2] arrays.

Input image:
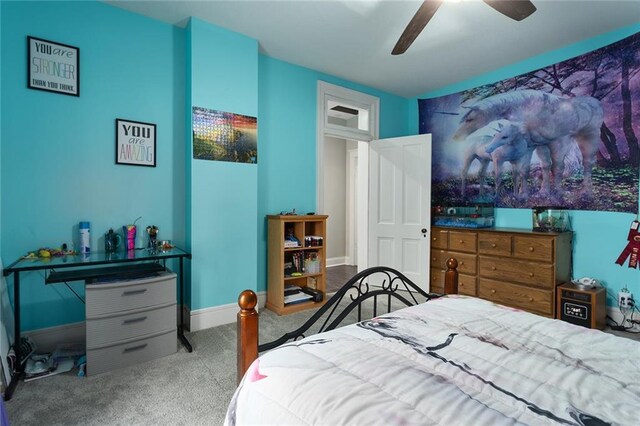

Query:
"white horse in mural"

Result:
[[485, 121, 552, 198], [453, 90, 603, 195], [461, 123, 551, 199]]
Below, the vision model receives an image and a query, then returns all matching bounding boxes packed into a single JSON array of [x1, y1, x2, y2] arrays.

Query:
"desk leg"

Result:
[[178, 257, 193, 352], [4, 273, 23, 401]]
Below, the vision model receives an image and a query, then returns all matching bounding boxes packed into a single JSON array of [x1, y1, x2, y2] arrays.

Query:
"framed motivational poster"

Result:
[[115, 119, 157, 167], [28, 36, 79, 96]]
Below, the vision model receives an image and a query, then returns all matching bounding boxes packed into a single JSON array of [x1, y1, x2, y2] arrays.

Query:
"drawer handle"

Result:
[[460, 261, 464, 265], [123, 316, 148, 325], [123, 289, 147, 296], [432, 257, 436, 261], [491, 266, 496, 271], [459, 240, 464, 244], [529, 272, 534, 277], [123, 344, 148, 353], [491, 243, 496, 248], [491, 289, 496, 294], [432, 237, 437, 241], [529, 247, 535, 252], [528, 297, 534, 302]]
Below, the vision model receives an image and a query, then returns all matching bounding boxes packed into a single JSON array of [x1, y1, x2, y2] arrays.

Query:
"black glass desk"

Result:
[[2, 247, 192, 401]]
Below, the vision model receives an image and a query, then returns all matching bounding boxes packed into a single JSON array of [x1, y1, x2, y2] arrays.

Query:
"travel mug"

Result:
[[123, 224, 136, 251]]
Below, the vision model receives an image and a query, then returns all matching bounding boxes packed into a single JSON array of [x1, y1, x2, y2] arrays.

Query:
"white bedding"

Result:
[[226, 296, 640, 425]]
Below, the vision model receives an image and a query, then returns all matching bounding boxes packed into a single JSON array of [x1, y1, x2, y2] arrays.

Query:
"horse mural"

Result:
[[485, 121, 552, 198], [461, 123, 551, 199], [452, 90, 604, 196]]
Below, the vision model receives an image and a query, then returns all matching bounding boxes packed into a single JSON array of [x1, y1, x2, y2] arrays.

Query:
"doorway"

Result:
[[316, 82, 379, 276]]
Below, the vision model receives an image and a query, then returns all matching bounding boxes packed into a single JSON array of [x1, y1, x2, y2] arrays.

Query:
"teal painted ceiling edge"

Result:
[[419, 22, 640, 100]]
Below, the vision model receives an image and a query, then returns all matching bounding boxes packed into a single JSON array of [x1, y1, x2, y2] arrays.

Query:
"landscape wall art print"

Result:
[[419, 31, 640, 213], [193, 107, 257, 164]]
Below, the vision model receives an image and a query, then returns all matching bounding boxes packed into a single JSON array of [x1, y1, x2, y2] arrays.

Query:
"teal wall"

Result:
[[256, 55, 412, 292], [0, 1, 185, 331], [3, 1, 634, 331], [414, 23, 640, 305], [186, 18, 259, 310]]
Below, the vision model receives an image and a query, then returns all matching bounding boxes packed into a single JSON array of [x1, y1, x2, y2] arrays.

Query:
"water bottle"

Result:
[[79, 221, 90, 254]]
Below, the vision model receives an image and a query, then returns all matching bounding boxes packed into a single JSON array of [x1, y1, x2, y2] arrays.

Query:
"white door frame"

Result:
[[346, 147, 358, 265], [316, 81, 379, 271]]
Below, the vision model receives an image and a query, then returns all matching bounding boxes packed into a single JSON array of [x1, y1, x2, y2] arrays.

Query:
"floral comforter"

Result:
[[226, 296, 640, 425]]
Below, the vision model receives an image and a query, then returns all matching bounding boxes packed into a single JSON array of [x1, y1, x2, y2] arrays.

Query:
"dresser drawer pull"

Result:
[[432, 237, 437, 241], [123, 316, 147, 325], [459, 240, 464, 244], [432, 257, 436, 261], [529, 247, 535, 252], [491, 289, 496, 294], [491, 243, 496, 248], [529, 272, 534, 277], [528, 297, 534, 302], [123, 343, 148, 353], [491, 266, 497, 271], [459, 282, 465, 287], [460, 261, 465, 265], [122, 289, 147, 296]]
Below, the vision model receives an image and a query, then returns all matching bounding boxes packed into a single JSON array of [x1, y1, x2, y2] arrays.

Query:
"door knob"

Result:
[[421, 228, 427, 234]]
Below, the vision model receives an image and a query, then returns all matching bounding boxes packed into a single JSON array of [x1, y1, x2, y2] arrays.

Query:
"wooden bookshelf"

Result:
[[266, 215, 328, 315]]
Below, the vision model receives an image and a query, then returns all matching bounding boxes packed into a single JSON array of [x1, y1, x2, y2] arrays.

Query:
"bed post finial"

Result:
[[444, 257, 459, 295], [237, 290, 259, 384]]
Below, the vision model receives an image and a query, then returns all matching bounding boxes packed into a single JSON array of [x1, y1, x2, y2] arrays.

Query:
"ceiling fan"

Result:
[[392, 0, 537, 55]]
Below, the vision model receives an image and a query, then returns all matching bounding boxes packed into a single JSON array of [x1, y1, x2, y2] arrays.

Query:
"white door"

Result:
[[369, 134, 431, 290]]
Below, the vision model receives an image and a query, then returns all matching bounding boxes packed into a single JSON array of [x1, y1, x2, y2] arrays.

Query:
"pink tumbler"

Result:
[[124, 225, 136, 250]]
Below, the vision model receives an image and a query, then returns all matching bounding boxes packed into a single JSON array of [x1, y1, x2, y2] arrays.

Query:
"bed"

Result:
[[228, 260, 640, 425]]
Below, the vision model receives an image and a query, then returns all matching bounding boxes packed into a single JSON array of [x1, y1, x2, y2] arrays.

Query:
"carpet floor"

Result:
[[4, 307, 323, 426]]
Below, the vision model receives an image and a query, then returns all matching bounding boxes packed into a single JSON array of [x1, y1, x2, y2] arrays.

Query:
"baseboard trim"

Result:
[[326, 257, 348, 267], [23, 321, 86, 353], [23, 293, 267, 349], [188, 291, 267, 332]]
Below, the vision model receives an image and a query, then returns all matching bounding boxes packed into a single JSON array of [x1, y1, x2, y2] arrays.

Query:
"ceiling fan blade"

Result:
[[482, 0, 536, 21], [392, 1, 443, 55]]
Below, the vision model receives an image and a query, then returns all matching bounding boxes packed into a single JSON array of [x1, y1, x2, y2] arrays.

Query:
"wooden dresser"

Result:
[[430, 227, 572, 318]]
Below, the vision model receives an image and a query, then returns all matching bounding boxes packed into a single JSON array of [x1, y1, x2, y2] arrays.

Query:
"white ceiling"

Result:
[[106, 0, 640, 98]]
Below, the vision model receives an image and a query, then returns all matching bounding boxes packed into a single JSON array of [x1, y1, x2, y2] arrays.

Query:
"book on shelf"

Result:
[[284, 284, 302, 296], [284, 291, 313, 305]]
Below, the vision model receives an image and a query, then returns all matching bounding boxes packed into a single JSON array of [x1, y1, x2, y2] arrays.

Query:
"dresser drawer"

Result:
[[431, 251, 477, 275], [478, 233, 511, 257], [457, 274, 477, 296], [513, 236, 553, 262], [431, 229, 448, 250], [86, 303, 176, 349], [87, 329, 177, 376], [448, 231, 477, 253], [86, 272, 176, 317], [430, 270, 445, 294], [478, 278, 553, 315], [479, 257, 554, 288]]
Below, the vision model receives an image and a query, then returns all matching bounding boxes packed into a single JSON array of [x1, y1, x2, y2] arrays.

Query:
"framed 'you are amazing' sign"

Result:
[[28, 36, 79, 96], [115, 119, 156, 167]]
